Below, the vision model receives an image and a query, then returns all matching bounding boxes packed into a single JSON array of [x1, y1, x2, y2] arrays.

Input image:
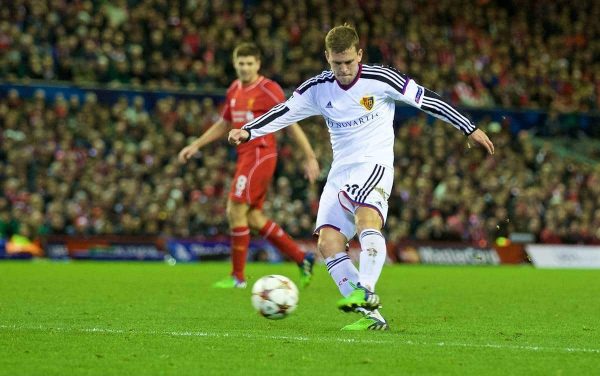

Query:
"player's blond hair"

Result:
[[233, 43, 261, 60], [325, 24, 359, 53]]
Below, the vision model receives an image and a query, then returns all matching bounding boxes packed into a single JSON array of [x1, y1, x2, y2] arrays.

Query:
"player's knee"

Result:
[[247, 210, 267, 231], [317, 233, 346, 259], [355, 207, 382, 234], [226, 201, 249, 227]]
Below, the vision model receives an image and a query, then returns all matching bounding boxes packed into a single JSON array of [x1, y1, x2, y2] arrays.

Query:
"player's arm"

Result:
[[383, 67, 494, 155], [287, 123, 320, 183], [419, 88, 494, 155], [178, 118, 231, 163], [229, 84, 321, 146]]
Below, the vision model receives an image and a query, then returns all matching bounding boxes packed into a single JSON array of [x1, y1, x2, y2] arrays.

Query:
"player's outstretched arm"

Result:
[[287, 123, 320, 183], [413, 86, 495, 155], [178, 118, 230, 163]]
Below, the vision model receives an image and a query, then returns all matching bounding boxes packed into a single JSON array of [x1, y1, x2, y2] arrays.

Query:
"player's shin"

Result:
[[325, 252, 359, 297], [259, 220, 305, 264], [231, 226, 250, 281], [358, 229, 387, 291]]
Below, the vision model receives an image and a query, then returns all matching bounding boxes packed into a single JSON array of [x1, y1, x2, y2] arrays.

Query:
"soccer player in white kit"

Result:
[[229, 24, 495, 330]]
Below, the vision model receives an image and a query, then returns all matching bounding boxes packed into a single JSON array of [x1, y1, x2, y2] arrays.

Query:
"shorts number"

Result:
[[235, 175, 247, 197], [344, 184, 359, 195]]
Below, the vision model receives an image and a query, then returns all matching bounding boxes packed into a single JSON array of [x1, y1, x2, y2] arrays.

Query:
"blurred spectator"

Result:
[[1, 91, 599, 245], [0, 0, 598, 111]]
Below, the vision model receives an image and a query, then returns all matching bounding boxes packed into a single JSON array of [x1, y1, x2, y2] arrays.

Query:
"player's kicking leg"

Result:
[[318, 227, 389, 330]]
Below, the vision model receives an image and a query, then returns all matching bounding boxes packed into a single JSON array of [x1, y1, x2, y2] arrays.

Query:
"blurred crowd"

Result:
[[0, 0, 598, 111], [2, 91, 600, 247]]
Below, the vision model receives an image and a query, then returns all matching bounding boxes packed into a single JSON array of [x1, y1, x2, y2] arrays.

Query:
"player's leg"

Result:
[[317, 225, 388, 331], [213, 170, 252, 288], [331, 163, 392, 330], [317, 226, 358, 296], [355, 206, 387, 292], [214, 151, 266, 288], [337, 206, 389, 330], [314, 169, 361, 298], [248, 208, 305, 265], [247, 208, 315, 288], [337, 163, 393, 293], [226, 199, 251, 284]]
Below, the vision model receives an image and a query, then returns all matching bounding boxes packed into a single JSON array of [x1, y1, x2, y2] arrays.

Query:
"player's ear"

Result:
[[324, 50, 330, 62], [357, 48, 363, 62]]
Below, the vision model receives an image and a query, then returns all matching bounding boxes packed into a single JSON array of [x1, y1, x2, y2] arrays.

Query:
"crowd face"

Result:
[[1, 1, 596, 111]]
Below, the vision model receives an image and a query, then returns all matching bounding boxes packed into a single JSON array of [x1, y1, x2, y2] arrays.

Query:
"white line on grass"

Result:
[[1, 324, 598, 354]]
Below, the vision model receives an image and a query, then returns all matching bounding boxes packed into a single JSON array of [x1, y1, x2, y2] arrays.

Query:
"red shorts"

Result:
[[229, 148, 277, 209]]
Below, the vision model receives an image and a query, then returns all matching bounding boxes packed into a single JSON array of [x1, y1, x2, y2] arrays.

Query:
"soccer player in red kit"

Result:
[[179, 43, 320, 288]]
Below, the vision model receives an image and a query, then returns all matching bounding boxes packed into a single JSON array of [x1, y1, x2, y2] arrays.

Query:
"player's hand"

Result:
[[303, 156, 320, 184], [178, 143, 200, 163], [468, 129, 495, 155], [228, 129, 250, 146]]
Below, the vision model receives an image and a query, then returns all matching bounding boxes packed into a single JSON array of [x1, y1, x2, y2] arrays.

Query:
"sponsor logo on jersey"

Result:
[[325, 111, 380, 128], [360, 96, 374, 111], [325, 101, 333, 108], [247, 98, 255, 110], [415, 86, 423, 104], [230, 99, 236, 107]]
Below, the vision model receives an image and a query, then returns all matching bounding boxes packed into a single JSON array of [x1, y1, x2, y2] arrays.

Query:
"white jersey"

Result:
[[242, 64, 476, 169]]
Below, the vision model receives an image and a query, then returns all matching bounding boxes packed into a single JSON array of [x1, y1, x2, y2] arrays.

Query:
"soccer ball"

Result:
[[251, 275, 299, 319]]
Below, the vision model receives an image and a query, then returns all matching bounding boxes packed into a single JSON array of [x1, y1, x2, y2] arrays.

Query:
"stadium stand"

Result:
[[0, 0, 599, 247], [0, 0, 598, 110]]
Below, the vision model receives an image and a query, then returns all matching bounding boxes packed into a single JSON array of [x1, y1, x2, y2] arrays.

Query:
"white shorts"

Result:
[[314, 162, 394, 241]]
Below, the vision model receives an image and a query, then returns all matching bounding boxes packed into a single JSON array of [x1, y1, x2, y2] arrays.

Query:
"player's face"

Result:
[[234, 56, 261, 84], [325, 47, 363, 85]]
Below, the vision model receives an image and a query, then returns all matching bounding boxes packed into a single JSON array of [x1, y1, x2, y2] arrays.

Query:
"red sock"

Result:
[[231, 227, 250, 281], [259, 220, 304, 264]]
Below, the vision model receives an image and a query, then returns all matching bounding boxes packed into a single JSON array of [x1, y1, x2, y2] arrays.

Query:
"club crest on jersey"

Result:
[[360, 96, 374, 111], [247, 98, 255, 110]]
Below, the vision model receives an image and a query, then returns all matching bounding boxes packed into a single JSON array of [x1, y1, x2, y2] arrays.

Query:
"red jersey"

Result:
[[221, 76, 285, 155]]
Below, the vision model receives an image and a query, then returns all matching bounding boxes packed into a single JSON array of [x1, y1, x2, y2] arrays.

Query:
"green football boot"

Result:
[[212, 276, 247, 288], [336, 283, 381, 312], [341, 314, 389, 331], [298, 252, 316, 289]]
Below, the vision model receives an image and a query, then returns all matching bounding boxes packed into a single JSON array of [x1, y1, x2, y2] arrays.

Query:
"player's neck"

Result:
[[240, 75, 262, 87]]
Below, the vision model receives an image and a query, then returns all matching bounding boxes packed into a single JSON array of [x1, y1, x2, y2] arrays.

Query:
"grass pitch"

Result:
[[0, 261, 598, 375]]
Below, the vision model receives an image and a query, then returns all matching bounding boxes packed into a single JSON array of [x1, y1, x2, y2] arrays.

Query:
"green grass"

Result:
[[0, 261, 599, 375]]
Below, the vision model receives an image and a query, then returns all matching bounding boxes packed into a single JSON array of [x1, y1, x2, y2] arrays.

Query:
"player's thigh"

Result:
[[229, 151, 277, 209], [314, 171, 357, 241], [246, 207, 268, 231], [226, 198, 250, 227], [338, 163, 394, 227]]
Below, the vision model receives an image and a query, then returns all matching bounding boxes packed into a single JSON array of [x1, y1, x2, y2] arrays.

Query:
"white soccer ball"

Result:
[[251, 275, 299, 320]]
